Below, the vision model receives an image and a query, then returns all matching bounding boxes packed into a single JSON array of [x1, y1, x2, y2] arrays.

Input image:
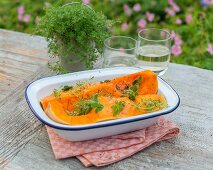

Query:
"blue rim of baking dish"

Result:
[[25, 68, 180, 131]]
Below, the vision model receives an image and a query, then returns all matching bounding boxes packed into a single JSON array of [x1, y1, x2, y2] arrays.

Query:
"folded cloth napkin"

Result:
[[46, 116, 180, 167]]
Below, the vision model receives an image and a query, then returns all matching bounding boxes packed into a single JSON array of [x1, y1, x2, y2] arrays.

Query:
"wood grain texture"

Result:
[[0, 66, 52, 168], [0, 29, 48, 60], [0, 29, 213, 169], [1, 63, 213, 170], [0, 29, 48, 101]]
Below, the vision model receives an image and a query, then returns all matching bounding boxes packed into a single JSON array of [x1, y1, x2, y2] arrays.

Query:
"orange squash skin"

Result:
[[41, 70, 158, 110], [42, 70, 163, 125], [46, 94, 166, 125], [110, 70, 158, 95]]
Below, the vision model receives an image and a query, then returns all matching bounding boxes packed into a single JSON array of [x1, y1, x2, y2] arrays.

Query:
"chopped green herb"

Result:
[[145, 106, 154, 111], [111, 101, 126, 116], [53, 89, 61, 98], [122, 76, 142, 100], [141, 99, 163, 111], [100, 80, 111, 84], [104, 80, 110, 83], [133, 76, 142, 85], [74, 99, 93, 116], [131, 103, 141, 110], [76, 81, 86, 87], [130, 85, 137, 92], [53, 85, 72, 98], [90, 76, 95, 80], [62, 85, 73, 91], [76, 77, 94, 87], [73, 94, 104, 116], [92, 93, 99, 101], [65, 110, 77, 116], [89, 94, 104, 113]]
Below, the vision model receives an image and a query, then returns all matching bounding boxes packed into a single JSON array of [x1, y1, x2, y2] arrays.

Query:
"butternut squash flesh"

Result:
[[41, 70, 166, 125]]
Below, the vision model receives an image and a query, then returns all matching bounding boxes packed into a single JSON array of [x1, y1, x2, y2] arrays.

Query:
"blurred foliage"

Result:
[[0, 0, 213, 70]]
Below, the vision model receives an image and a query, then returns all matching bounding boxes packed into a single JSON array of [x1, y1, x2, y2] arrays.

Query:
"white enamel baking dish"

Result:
[[25, 67, 180, 141]]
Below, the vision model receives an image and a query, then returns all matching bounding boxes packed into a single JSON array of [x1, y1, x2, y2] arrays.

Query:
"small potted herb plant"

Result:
[[36, 2, 111, 73]]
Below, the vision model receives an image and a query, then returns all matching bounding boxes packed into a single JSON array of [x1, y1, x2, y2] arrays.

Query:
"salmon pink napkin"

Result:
[[46, 116, 179, 167]]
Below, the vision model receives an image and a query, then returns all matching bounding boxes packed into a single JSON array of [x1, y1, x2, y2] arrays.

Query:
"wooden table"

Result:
[[0, 29, 213, 170]]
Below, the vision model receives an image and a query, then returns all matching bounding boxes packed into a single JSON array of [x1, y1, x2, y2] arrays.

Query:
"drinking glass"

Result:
[[137, 28, 171, 76], [103, 36, 137, 67]]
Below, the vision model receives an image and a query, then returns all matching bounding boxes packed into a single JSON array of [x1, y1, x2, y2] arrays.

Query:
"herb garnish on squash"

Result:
[[76, 76, 94, 87], [122, 76, 142, 100], [67, 94, 104, 116], [62, 85, 73, 91], [53, 85, 73, 97], [53, 89, 61, 98], [141, 99, 164, 111], [42, 70, 166, 125], [111, 101, 126, 116]]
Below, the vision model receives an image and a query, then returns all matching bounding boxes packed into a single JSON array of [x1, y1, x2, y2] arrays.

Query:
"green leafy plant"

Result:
[[36, 2, 111, 72]]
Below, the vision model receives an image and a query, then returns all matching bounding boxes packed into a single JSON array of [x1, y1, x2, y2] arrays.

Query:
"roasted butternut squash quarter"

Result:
[[41, 70, 167, 125]]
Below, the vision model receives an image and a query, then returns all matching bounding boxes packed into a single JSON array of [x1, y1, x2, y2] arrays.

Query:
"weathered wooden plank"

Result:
[[2, 63, 213, 170], [0, 29, 48, 60], [0, 29, 49, 101], [0, 28, 212, 169], [0, 66, 52, 168], [3, 127, 87, 170], [0, 50, 48, 65], [0, 51, 48, 101]]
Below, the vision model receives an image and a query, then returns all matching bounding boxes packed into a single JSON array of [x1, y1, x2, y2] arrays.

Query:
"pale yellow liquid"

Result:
[[136, 45, 170, 75]]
